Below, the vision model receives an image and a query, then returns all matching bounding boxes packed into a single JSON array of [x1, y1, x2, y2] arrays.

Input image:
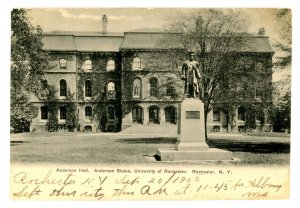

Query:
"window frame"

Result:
[[107, 106, 115, 120], [40, 106, 48, 121], [59, 79, 67, 97], [132, 56, 141, 70], [133, 78, 142, 98], [85, 106, 93, 122], [41, 80, 48, 90], [59, 106, 67, 120], [83, 59, 92, 71], [106, 59, 115, 71], [149, 77, 159, 97], [85, 80, 92, 98]]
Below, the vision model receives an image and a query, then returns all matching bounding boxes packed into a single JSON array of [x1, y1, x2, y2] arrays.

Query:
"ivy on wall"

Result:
[[40, 85, 78, 132]]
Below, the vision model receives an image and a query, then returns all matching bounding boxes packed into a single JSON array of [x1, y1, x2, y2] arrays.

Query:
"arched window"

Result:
[[133, 78, 141, 98], [60, 106, 67, 120], [238, 106, 246, 121], [132, 106, 143, 124], [150, 78, 158, 97], [165, 106, 176, 124], [85, 106, 92, 121], [149, 106, 160, 124], [83, 59, 92, 71], [213, 108, 220, 122], [85, 80, 92, 97], [106, 59, 115, 71], [132, 57, 141, 70], [107, 82, 115, 99], [40, 106, 48, 120], [59, 79, 67, 97], [59, 59, 67, 69]]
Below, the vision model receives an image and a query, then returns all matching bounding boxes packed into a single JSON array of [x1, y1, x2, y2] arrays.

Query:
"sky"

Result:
[[28, 8, 281, 38], [27, 8, 290, 82]]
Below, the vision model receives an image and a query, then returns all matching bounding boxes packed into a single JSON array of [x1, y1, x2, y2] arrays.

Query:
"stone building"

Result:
[[29, 16, 274, 133]]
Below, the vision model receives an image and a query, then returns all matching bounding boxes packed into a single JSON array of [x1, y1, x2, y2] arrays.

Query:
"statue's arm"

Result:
[[195, 62, 202, 79]]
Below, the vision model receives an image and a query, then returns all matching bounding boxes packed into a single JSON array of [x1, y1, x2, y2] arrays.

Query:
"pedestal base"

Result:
[[156, 148, 233, 161]]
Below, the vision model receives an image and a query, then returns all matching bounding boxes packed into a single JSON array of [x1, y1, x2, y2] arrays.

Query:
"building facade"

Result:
[[30, 18, 274, 133]]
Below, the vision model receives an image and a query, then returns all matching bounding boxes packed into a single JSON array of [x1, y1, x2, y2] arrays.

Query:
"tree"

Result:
[[11, 9, 48, 133], [273, 90, 291, 133], [269, 9, 291, 131], [161, 9, 271, 135]]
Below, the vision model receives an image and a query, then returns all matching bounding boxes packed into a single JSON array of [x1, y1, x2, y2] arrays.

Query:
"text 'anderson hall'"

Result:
[[30, 15, 274, 133]]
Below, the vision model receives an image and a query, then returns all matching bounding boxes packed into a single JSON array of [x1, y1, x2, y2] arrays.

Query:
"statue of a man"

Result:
[[181, 51, 202, 98]]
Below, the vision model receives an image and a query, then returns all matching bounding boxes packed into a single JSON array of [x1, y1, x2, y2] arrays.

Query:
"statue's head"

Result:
[[188, 51, 195, 61]]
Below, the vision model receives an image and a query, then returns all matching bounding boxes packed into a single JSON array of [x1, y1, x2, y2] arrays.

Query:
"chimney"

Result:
[[258, 27, 265, 36], [102, 15, 108, 34]]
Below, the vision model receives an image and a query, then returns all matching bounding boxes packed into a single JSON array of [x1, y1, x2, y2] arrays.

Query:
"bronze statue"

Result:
[[181, 51, 202, 99]]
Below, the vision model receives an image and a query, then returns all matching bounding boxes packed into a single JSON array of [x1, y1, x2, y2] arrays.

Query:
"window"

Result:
[[107, 82, 116, 99], [149, 106, 159, 124], [41, 80, 48, 90], [237, 106, 246, 121], [59, 59, 67, 69], [150, 78, 158, 97], [166, 85, 175, 96], [60, 106, 67, 120], [85, 80, 92, 97], [132, 57, 141, 70], [255, 80, 263, 100], [107, 106, 115, 120], [106, 60, 115, 71], [59, 79, 67, 97], [132, 106, 143, 124], [213, 108, 220, 122], [165, 106, 176, 124], [133, 78, 141, 98], [256, 62, 263, 71], [40, 106, 48, 120], [83, 59, 92, 71], [85, 106, 92, 121]]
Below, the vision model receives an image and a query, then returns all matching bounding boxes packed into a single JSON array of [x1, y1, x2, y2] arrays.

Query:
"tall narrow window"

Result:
[[132, 57, 141, 70], [238, 106, 246, 121], [40, 106, 48, 120], [150, 78, 158, 97], [132, 106, 143, 124], [107, 106, 115, 120], [83, 59, 92, 71], [213, 108, 220, 122], [106, 60, 115, 71], [85, 80, 92, 97], [133, 78, 141, 98], [165, 106, 176, 124], [59, 59, 67, 69], [59, 79, 67, 97], [107, 82, 116, 99], [60, 106, 67, 120], [41, 80, 48, 90], [85, 106, 92, 121]]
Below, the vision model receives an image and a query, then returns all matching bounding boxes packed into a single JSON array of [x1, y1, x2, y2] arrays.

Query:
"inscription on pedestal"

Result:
[[186, 111, 200, 119]]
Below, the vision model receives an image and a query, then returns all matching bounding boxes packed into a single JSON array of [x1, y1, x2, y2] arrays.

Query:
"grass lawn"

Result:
[[10, 133, 290, 167]]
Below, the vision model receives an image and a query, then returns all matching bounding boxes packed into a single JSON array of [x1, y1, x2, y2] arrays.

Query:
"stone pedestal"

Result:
[[157, 98, 233, 161]]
